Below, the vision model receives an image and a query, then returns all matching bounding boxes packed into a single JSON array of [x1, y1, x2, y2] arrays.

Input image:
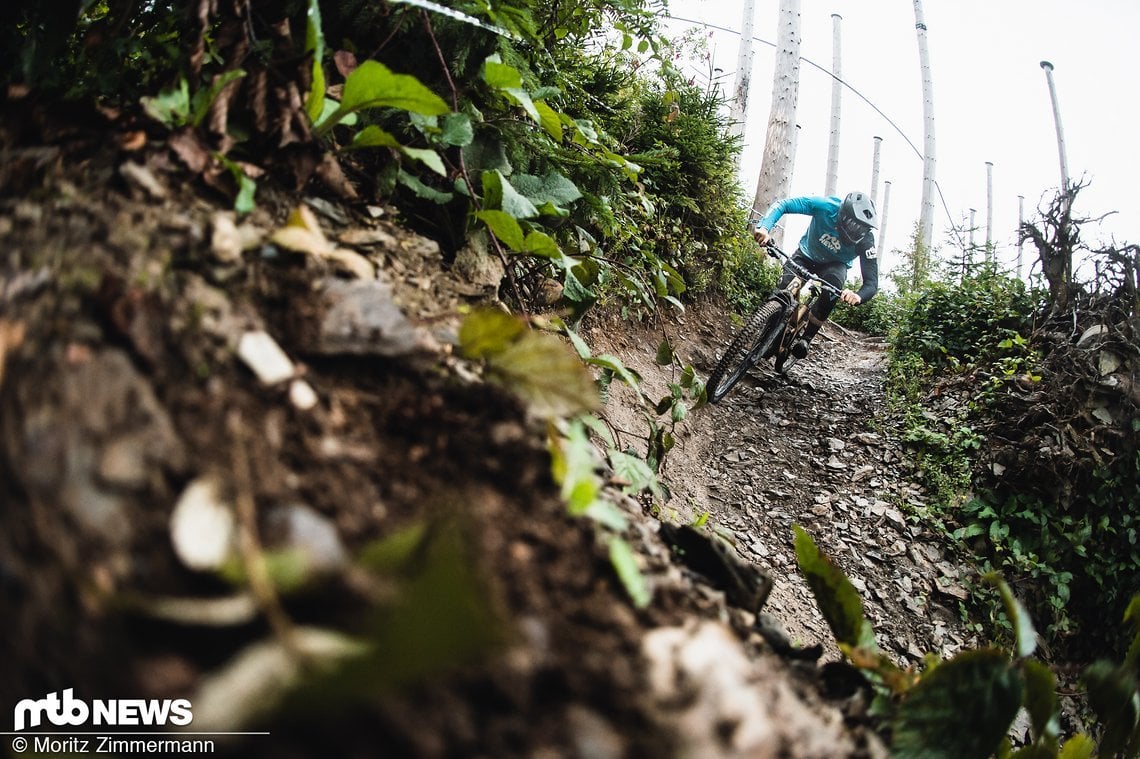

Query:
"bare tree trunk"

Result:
[[727, 0, 756, 153], [985, 161, 994, 262], [913, 0, 936, 250], [1017, 194, 1025, 278], [1040, 61, 1070, 191], [870, 136, 882, 205], [824, 13, 842, 196], [879, 180, 892, 256], [751, 0, 802, 245]]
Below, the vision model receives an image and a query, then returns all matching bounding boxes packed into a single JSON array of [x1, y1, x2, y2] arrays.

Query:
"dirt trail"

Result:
[[591, 309, 982, 665]]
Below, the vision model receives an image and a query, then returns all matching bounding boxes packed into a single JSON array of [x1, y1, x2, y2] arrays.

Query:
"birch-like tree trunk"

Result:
[[751, 0, 802, 245], [913, 0, 936, 250], [727, 0, 756, 152], [870, 136, 882, 204], [985, 161, 994, 261], [879, 180, 892, 256], [824, 13, 842, 196]]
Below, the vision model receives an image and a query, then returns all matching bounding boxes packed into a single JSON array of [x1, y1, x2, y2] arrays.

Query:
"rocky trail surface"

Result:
[[595, 313, 983, 668]]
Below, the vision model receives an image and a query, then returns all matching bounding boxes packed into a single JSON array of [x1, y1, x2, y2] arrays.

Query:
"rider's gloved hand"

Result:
[[753, 226, 771, 246], [840, 288, 862, 305]]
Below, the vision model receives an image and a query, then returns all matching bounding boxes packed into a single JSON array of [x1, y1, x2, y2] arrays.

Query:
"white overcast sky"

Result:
[[659, 0, 1138, 278]]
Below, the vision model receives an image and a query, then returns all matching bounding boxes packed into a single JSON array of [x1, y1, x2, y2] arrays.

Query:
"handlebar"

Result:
[[760, 242, 846, 298]]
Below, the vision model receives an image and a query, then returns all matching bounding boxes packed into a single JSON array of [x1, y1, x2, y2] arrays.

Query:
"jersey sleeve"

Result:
[[855, 236, 880, 302], [756, 196, 826, 231]]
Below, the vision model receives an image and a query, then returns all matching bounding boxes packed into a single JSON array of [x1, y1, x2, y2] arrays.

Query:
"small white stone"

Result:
[[237, 330, 295, 385], [289, 379, 319, 411], [170, 477, 235, 571]]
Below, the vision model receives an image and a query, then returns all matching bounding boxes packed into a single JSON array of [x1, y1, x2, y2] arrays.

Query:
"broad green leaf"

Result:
[[397, 169, 452, 204], [357, 522, 427, 574], [463, 135, 512, 174], [549, 419, 601, 514], [563, 269, 596, 306], [340, 60, 449, 116], [609, 537, 651, 609], [793, 524, 876, 650], [352, 125, 401, 148], [440, 113, 474, 147], [1124, 594, 1140, 675], [483, 170, 538, 219], [523, 231, 560, 259], [586, 354, 642, 395], [985, 573, 1037, 658], [303, 0, 325, 123], [585, 500, 628, 531], [655, 339, 674, 365], [476, 210, 525, 251], [608, 450, 657, 495], [562, 325, 592, 359], [141, 78, 190, 127], [1056, 734, 1096, 759], [534, 99, 563, 141], [400, 146, 446, 176], [482, 56, 522, 89], [457, 309, 526, 360], [489, 332, 601, 418], [1022, 659, 1060, 744], [892, 649, 1023, 759], [578, 413, 615, 447], [216, 154, 257, 216], [510, 171, 582, 207]]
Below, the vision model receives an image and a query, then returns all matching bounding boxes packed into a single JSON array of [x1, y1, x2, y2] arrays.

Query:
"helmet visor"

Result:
[[839, 215, 868, 245]]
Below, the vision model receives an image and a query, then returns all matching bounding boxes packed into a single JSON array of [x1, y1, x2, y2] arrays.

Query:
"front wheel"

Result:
[[706, 299, 786, 403]]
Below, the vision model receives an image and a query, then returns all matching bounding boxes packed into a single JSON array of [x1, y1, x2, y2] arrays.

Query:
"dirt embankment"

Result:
[[0, 121, 978, 757]]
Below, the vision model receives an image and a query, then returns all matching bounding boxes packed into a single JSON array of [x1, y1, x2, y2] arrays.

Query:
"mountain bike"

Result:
[[706, 244, 845, 403]]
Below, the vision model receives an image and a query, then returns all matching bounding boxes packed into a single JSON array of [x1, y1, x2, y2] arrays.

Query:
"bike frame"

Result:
[[705, 243, 846, 402]]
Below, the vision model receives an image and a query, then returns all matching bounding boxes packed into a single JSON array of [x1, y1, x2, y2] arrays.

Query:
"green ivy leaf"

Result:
[[655, 339, 674, 365], [510, 171, 582, 208], [549, 418, 601, 515], [303, 0, 325, 123], [892, 650, 1023, 759], [1056, 734, 1096, 759], [793, 525, 876, 650], [483, 170, 539, 219], [534, 99, 564, 141], [400, 146, 446, 176], [475, 210, 525, 251], [141, 78, 191, 127], [609, 536, 651, 609], [985, 573, 1037, 658], [1084, 660, 1139, 757], [351, 125, 401, 148], [397, 169, 453, 204], [523, 231, 561, 259], [440, 113, 474, 147], [457, 309, 527, 360], [340, 60, 449, 116], [490, 333, 601, 418], [608, 450, 657, 495]]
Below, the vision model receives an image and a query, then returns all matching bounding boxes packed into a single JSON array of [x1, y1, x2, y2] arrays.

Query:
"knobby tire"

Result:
[[706, 299, 785, 403]]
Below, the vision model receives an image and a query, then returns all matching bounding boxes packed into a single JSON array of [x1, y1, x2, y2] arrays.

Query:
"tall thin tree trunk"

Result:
[[728, 0, 756, 154], [913, 0, 936, 250], [879, 180, 892, 257], [985, 161, 994, 262], [870, 135, 882, 204], [824, 13, 842, 196], [1040, 61, 1070, 191], [751, 0, 802, 245], [1017, 194, 1025, 278]]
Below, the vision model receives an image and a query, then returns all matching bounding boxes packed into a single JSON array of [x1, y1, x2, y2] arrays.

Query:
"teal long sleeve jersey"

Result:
[[756, 195, 880, 303]]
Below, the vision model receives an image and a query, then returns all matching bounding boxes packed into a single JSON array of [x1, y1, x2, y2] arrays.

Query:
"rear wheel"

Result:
[[706, 299, 787, 403]]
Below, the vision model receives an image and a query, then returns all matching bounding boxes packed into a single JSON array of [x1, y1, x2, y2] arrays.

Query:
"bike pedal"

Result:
[[791, 339, 810, 359]]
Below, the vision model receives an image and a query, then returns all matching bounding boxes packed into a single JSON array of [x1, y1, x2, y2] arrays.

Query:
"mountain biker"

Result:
[[751, 191, 879, 359]]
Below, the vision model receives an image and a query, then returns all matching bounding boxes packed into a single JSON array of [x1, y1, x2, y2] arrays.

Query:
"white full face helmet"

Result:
[[839, 191, 878, 246]]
